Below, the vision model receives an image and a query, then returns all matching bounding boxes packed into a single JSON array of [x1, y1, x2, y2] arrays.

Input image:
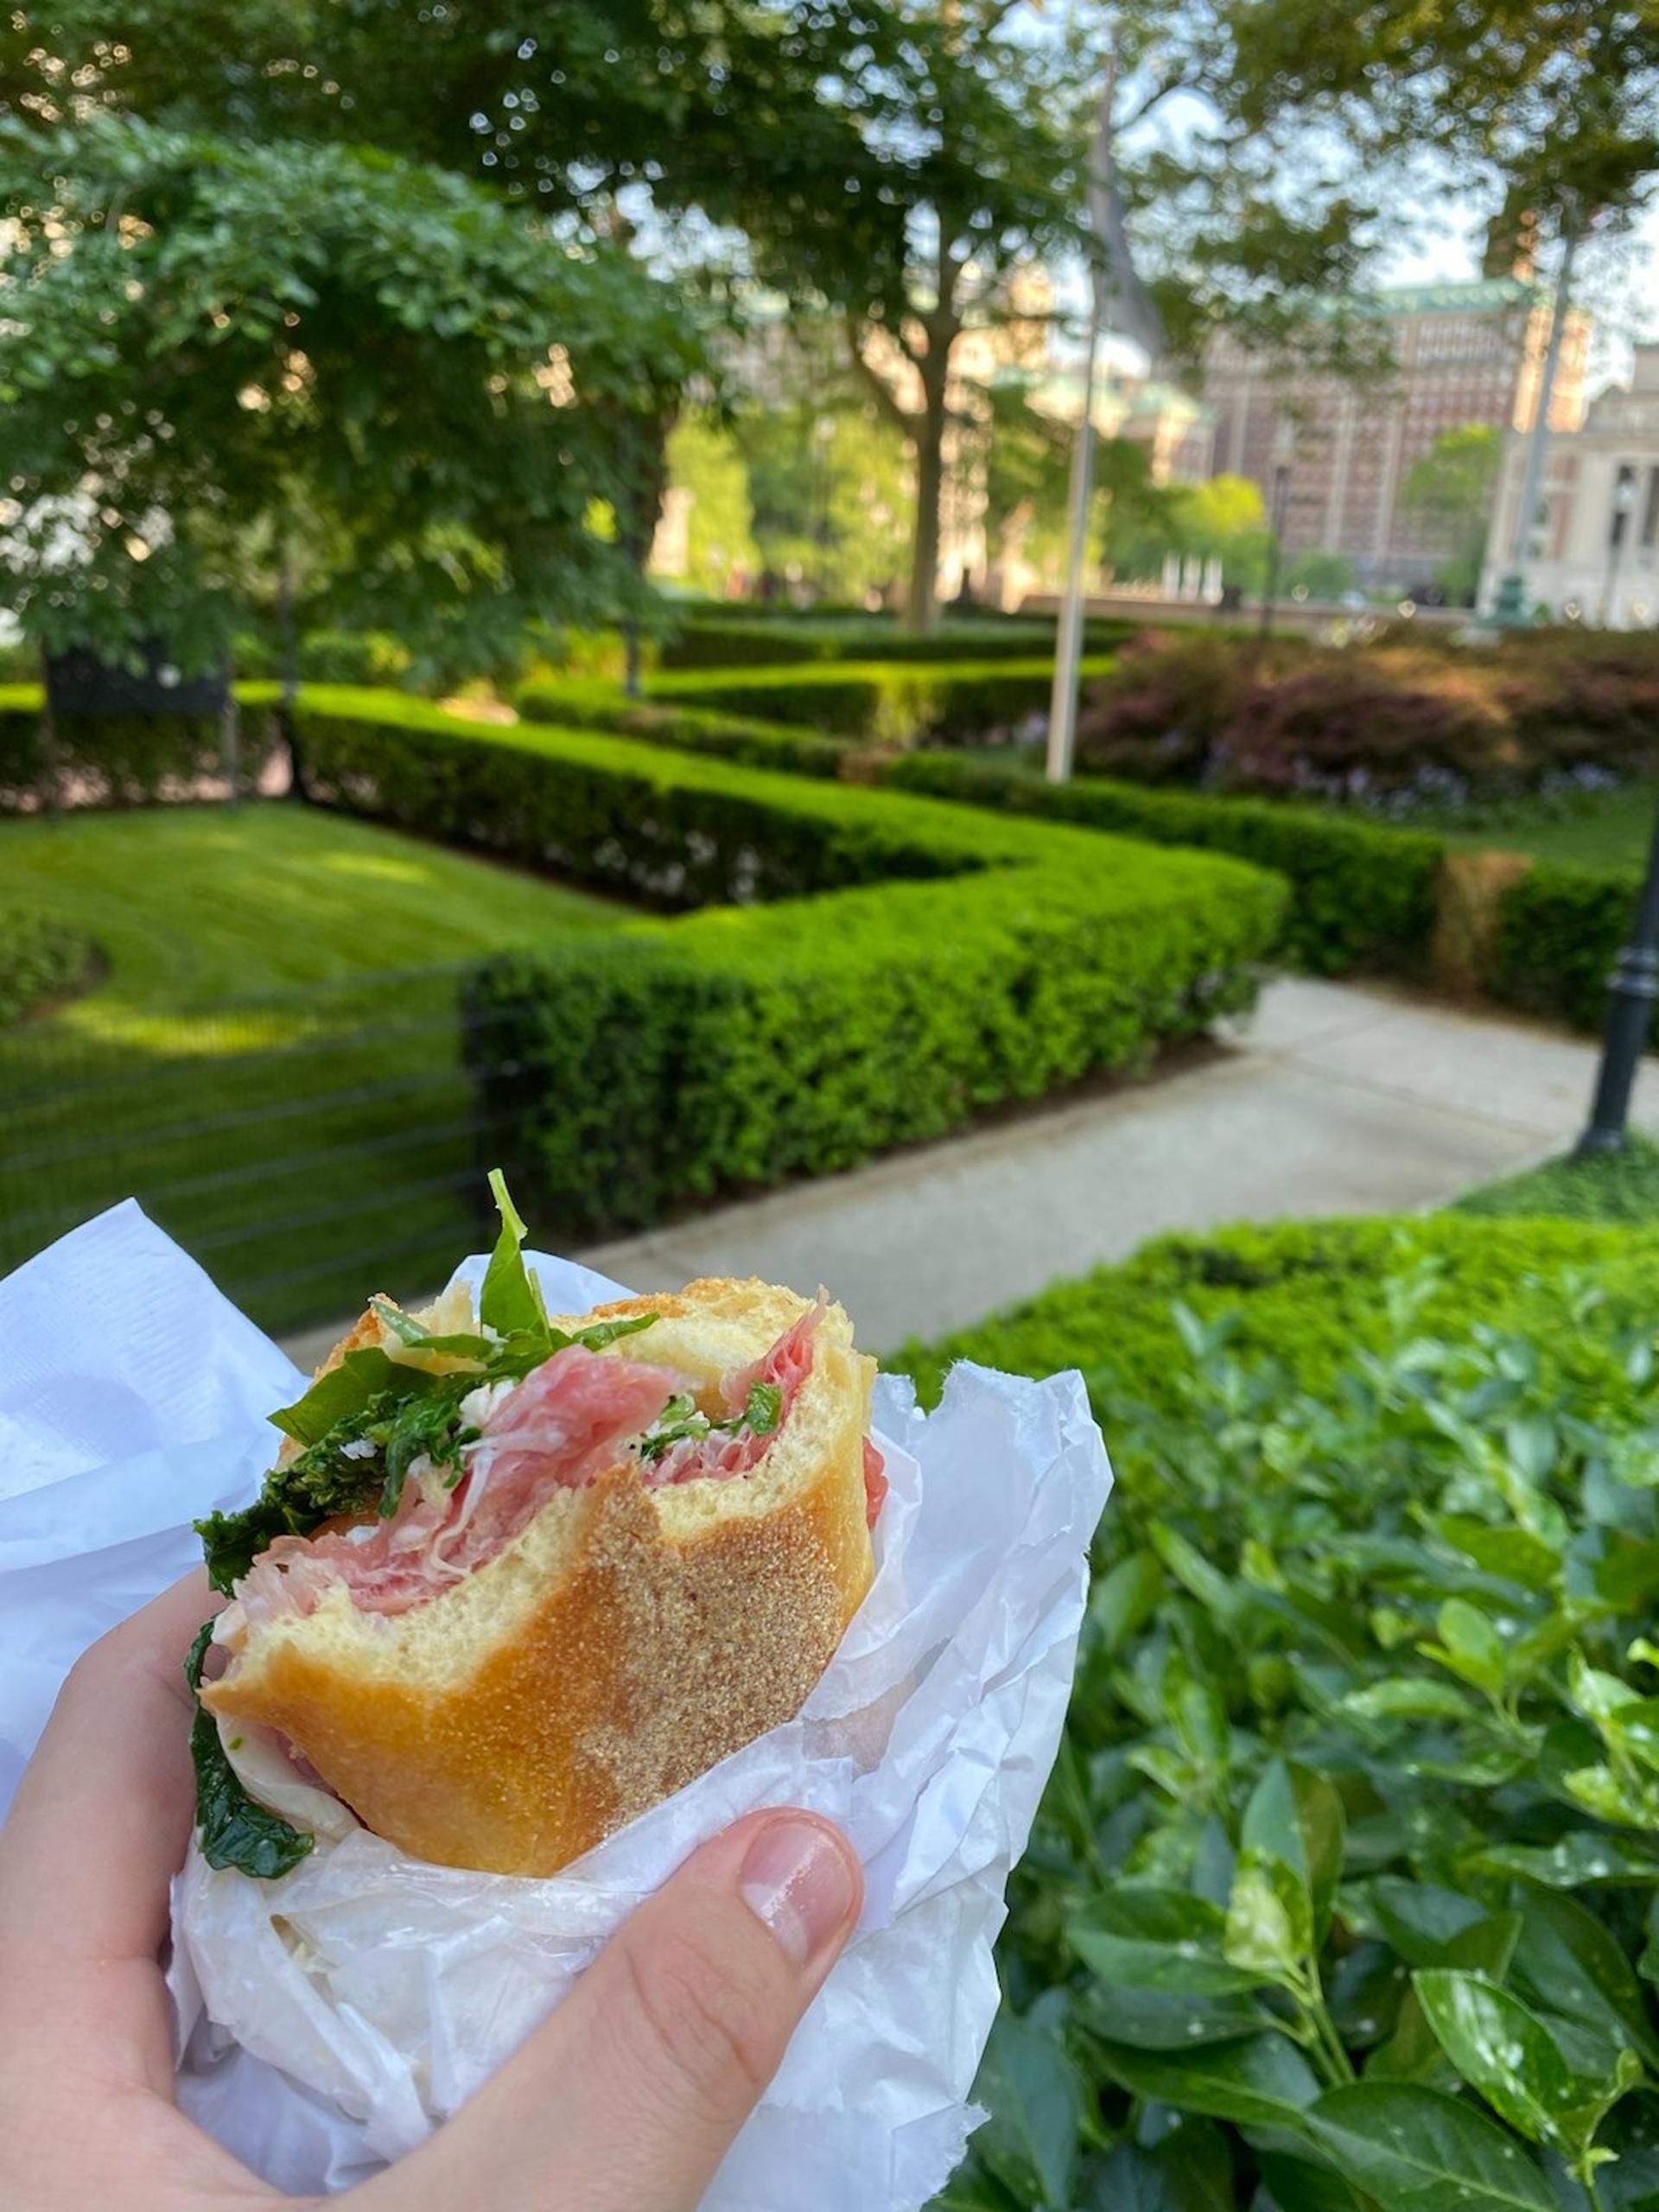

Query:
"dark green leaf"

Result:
[[269, 1345, 436, 1446], [1070, 1889, 1268, 1996], [1308, 2082, 1556, 2212], [1510, 1890, 1659, 2073], [1075, 1980, 1276, 2051], [185, 1620, 313, 1880], [1090, 2032, 1323, 2130], [971, 2009, 1083, 2211], [1091, 1550, 1166, 1656], [1258, 2152, 1369, 2212], [1436, 1517, 1561, 1592]]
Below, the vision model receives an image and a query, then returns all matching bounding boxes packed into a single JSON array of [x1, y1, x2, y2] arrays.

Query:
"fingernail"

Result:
[[738, 1816, 858, 1970]]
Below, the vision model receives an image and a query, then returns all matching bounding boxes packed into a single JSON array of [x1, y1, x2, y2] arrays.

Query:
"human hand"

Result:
[[0, 1572, 862, 2212]]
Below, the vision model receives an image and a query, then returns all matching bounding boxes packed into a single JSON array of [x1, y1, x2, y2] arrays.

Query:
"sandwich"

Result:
[[187, 1175, 887, 1880]]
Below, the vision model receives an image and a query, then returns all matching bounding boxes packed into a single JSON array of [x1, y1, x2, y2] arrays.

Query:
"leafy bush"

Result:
[[1491, 864, 1635, 1033], [1457, 1137, 1659, 1228], [0, 909, 99, 1025], [659, 614, 1131, 670], [516, 680, 848, 778], [1076, 632, 1659, 804], [287, 686, 1286, 1236], [650, 655, 1119, 745], [0, 683, 283, 810], [882, 751, 1446, 978], [898, 1214, 1659, 2212]]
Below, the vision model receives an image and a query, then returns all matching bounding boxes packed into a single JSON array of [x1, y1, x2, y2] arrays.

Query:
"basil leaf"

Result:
[[480, 1167, 548, 1339], [185, 1621, 313, 1880], [269, 1346, 439, 1446]]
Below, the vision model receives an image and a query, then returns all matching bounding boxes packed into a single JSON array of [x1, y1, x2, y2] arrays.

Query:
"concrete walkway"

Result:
[[575, 978, 1659, 1350], [280, 978, 1658, 1369]]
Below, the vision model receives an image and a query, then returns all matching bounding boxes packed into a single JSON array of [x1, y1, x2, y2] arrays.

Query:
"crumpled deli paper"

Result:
[[0, 1202, 1111, 2209]]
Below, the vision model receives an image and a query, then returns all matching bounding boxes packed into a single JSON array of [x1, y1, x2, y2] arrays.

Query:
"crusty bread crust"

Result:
[[204, 1277, 875, 1876]]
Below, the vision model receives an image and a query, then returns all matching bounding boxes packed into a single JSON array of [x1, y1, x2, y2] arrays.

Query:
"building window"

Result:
[[1643, 466, 1659, 551]]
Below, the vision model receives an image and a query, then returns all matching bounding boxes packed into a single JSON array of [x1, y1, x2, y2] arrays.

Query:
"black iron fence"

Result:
[[0, 963, 546, 1338]]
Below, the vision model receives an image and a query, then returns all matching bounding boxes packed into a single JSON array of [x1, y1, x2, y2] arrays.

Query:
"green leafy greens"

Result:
[[637, 1380, 784, 1464], [184, 1620, 314, 1879], [194, 1173, 660, 1592]]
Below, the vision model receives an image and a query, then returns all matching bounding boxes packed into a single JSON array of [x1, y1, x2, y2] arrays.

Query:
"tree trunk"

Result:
[[906, 381, 948, 634]]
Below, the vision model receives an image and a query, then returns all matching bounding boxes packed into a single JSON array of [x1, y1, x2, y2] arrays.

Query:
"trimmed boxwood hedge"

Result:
[[288, 686, 1287, 1236], [0, 681, 283, 810], [649, 655, 1119, 744], [880, 750, 1446, 978], [515, 679, 848, 778], [0, 909, 99, 1026], [658, 614, 1133, 671], [888, 1210, 1659, 1414], [1488, 860, 1634, 1032]]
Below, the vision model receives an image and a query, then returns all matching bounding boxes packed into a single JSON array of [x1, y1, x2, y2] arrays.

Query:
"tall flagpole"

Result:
[[1046, 60, 1116, 785]]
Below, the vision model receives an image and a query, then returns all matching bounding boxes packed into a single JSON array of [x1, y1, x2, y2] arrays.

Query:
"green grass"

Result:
[[0, 801, 628, 1333], [1454, 1131, 1659, 1226], [1408, 780, 1658, 874]]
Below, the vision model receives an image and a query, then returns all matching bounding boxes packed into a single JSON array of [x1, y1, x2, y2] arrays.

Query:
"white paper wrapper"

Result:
[[0, 1202, 1111, 2209]]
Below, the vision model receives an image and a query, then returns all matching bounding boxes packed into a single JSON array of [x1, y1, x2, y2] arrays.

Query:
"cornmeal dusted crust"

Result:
[[203, 1278, 876, 1876]]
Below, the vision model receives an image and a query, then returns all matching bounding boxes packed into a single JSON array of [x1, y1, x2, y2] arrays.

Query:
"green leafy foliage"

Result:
[[0, 684, 283, 812], [0, 112, 696, 674], [0, 908, 98, 1026], [517, 681, 851, 779], [283, 691, 1281, 1237], [657, 617, 1129, 671], [880, 748, 1445, 979], [195, 1173, 660, 1586], [1491, 864, 1637, 1034], [184, 1621, 313, 1879], [649, 658, 1119, 746], [911, 1216, 1659, 2208]]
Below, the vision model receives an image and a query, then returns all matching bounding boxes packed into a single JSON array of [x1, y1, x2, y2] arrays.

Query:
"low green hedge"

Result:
[[649, 655, 1119, 744], [889, 1211, 1659, 1408], [289, 685, 1287, 1237], [659, 614, 1133, 671], [0, 682, 283, 810], [0, 909, 99, 1026], [515, 680, 848, 778], [880, 751, 1446, 978], [902, 1211, 1659, 2212], [1490, 861, 1633, 1032]]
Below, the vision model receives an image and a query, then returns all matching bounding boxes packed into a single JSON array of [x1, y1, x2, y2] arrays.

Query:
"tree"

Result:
[[1400, 425, 1505, 605], [0, 116, 696, 675], [981, 384, 1074, 601], [734, 398, 911, 606]]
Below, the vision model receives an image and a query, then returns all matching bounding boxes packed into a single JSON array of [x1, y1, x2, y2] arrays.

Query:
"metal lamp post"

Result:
[[1577, 799, 1659, 1154], [1258, 418, 1297, 643]]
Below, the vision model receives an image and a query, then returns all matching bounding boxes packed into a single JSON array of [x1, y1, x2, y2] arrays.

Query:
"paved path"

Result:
[[576, 978, 1659, 1350], [281, 979, 1658, 1368]]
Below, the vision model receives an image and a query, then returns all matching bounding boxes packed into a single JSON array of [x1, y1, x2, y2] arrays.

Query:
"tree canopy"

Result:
[[0, 113, 696, 672]]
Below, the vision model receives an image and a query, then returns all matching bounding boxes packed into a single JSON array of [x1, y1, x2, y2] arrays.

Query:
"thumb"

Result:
[[376, 1809, 862, 2212]]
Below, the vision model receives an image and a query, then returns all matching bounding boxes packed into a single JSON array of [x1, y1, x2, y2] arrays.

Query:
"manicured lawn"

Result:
[[0, 802, 630, 1333], [1455, 1129, 1659, 1226], [1414, 780, 1658, 874]]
